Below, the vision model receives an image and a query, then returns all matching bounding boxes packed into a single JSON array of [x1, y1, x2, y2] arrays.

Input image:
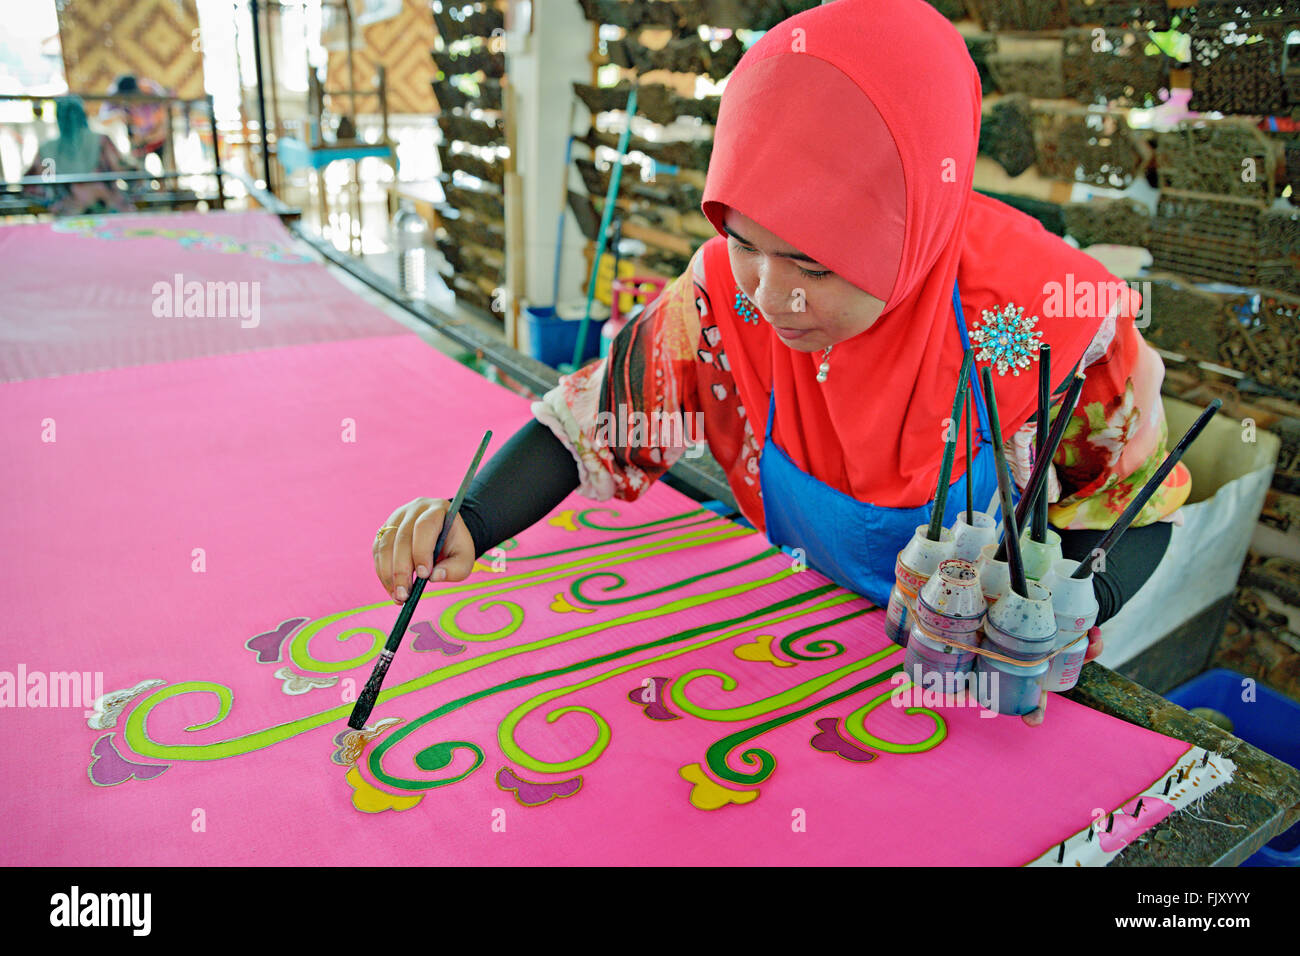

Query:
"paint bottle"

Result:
[[1038, 558, 1099, 692], [884, 525, 954, 647], [975, 541, 1011, 605], [905, 625, 978, 692], [915, 559, 987, 641], [950, 510, 998, 563], [904, 559, 986, 692], [1019, 527, 1063, 582], [978, 582, 1058, 716]]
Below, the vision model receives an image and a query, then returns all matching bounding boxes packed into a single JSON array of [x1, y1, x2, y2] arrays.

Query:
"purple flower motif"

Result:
[[496, 767, 582, 807], [809, 717, 876, 763], [627, 676, 680, 720], [87, 734, 168, 787], [245, 617, 307, 664], [410, 622, 465, 656]]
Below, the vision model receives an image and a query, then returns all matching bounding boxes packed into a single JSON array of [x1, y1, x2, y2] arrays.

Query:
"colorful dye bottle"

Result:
[[1038, 558, 1099, 693], [904, 559, 986, 691], [884, 525, 954, 647], [950, 510, 998, 563], [978, 582, 1057, 716], [1020, 527, 1063, 582]]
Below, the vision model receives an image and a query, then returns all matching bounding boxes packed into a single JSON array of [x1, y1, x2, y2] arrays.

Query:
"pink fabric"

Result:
[[1, 333, 1201, 865], [0, 210, 406, 383]]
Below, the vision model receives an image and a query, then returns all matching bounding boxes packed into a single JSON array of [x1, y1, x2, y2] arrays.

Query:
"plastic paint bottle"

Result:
[[1020, 527, 1063, 582], [1038, 558, 1099, 692], [975, 541, 1011, 605], [978, 582, 1057, 716], [904, 559, 986, 691], [950, 510, 998, 563], [884, 525, 954, 647]]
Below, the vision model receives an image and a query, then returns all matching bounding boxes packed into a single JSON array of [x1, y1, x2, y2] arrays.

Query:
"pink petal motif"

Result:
[[245, 617, 307, 664], [87, 734, 168, 787], [626, 676, 680, 720], [496, 767, 582, 807], [409, 622, 465, 656], [1098, 796, 1175, 853], [809, 717, 876, 763]]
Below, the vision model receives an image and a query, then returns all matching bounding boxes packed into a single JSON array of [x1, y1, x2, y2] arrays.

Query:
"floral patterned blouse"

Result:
[[533, 239, 1189, 533]]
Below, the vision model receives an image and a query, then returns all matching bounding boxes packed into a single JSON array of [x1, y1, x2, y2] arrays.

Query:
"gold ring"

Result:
[[374, 525, 399, 541]]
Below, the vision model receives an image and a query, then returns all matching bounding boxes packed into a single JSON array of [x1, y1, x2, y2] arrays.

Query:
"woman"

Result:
[[373, 0, 1187, 722], [24, 97, 134, 216]]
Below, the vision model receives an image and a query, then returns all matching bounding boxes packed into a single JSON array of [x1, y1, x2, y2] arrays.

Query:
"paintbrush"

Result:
[[994, 371, 1085, 562], [1071, 399, 1222, 579], [982, 365, 1029, 598], [347, 429, 493, 730], [926, 349, 974, 541], [1032, 345, 1051, 543], [966, 385, 974, 525]]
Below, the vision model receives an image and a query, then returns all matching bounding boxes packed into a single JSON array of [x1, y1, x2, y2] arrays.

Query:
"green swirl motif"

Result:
[[702, 665, 907, 785], [487, 509, 722, 562], [777, 606, 877, 661], [437, 523, 751, 643], [120, 545, 801, 769], [367, 576, 827, 790], [568, 549, 774, 607], [493, 586, 849, 776], [842, 677, 947, 754]]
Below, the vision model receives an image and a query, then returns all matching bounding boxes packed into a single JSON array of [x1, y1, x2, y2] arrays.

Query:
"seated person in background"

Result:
[[99, 74, 171, 172], [24, 97, 134, 216]]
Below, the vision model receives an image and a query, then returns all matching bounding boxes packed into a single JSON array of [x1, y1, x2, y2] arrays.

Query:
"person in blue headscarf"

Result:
[[24, 97, 134, 216]]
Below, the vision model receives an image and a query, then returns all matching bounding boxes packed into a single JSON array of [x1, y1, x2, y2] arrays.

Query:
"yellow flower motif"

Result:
[[345, 767, 423, 813], [679, 763, 759, 811]]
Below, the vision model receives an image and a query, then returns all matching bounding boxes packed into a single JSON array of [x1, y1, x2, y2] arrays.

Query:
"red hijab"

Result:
[[700, 0, 1131, 508]]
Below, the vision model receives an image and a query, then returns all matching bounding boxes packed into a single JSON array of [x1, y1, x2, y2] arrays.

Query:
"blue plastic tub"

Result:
[[525, 305, 604, 369], [1165, 669, 1300, 866]]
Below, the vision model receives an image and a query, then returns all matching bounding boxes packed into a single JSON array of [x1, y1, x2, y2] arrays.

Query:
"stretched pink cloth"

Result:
[[1, 330, 1225, 866], [0, 210, 405, 382]]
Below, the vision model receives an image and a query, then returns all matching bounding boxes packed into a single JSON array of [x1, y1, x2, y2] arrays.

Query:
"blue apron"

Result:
[[759, 280, 1007, 606]]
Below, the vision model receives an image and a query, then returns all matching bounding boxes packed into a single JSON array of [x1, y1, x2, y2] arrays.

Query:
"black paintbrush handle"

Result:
[[1071, 399, 1222, 579], [995, 372, 1085, 562], [348, 649, 394, 730], [927, 349, 974, 540], [1032, 345, 1051, 543], [982, 366, 1029, 598]]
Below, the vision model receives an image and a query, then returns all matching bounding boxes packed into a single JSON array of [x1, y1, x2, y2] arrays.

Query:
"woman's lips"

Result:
[[774, 326, 812, 341]]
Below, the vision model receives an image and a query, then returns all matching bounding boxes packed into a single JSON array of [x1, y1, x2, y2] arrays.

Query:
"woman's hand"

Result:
[[373, 497, 477, 603], [1022, 626, 1103, 727]]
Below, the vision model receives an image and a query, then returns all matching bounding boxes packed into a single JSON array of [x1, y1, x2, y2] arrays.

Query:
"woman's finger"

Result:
[[372, 506, 407, 596], [1084, 625, 1104, 662], [1022, 688, 1047, 727], [389, 510, 419, 603], [410, 500, 448, 583]]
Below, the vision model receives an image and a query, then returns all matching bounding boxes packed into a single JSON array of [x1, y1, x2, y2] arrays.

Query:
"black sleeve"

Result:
[[1053, 520, 1173, 625], [456, 418, 580, 558]]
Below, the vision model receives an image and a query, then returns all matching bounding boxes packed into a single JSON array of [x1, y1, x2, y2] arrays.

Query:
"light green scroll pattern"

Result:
[[283, 517, 752, 674], [494, 591, 863, 776], [669, 642, 901, 723], [437, 523, 754, 643], [366, 569, 818, 791], [842, 677, 947, 754], [121, 549, 797, 765]]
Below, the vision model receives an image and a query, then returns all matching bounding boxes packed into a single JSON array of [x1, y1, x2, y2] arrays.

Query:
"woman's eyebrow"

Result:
[[722, 225, 824, 264]]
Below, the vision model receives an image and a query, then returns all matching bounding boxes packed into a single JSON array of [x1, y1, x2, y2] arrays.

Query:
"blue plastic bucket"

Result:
[[525, 305, 604, 369], [1165, 668, 1300, 866]]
